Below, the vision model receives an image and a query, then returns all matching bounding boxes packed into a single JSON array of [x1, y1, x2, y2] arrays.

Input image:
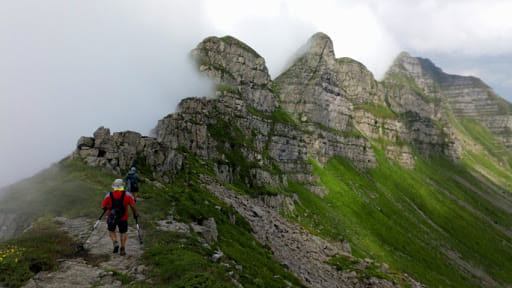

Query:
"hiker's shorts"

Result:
[[107, 220, 128, 233], [130, 185, 139, 193]]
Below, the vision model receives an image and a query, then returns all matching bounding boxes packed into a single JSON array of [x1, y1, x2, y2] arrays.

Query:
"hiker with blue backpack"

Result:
[[125, 167, 142, 202], [101, 179, 138, 256]]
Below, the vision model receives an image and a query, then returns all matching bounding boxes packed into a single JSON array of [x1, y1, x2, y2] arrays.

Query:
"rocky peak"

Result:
[[191, 35, 277, 113], [388, 52, 420, 75], [305, 32, 336, 60], [74, 32, 512, 184], [389, 52, 442, 76], [276, 33, 381, 132], [386, 51, 512, 152], [386, 52, 443, 97]]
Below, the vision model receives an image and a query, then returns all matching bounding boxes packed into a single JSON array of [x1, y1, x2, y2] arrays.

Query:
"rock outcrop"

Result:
[[73, 127, 181, 182], [191, 36, 277, 113], [387, 52, 512, 154], [73, 31, 512, 199], [276, 32, 382, 131], [75, 34, 380, 190], [70, 32, 512, 288], [204, 176, 424, 288]]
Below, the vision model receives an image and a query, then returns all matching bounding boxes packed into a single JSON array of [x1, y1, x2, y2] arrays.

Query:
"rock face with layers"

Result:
[[274, 33, 462, 165], [191, 36, 277, 113], [74, 32, 512, 186], [70, 32, 512, 288], [387, 52, 512, 152], [73, 127, 181, 182], [154, 34, 376, 187], [276, 32, 382, 131]]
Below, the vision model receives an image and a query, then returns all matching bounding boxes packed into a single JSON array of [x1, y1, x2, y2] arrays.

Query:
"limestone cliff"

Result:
[[75, 34, 379, 191], [275, 33, 460, 167], [73, 32, 512, 190], [18, 32, 512, 288], [386, 52, 512, 153]]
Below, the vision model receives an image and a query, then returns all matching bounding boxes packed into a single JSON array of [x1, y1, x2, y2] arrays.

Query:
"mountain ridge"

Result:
[[2, 32, 512, 287]]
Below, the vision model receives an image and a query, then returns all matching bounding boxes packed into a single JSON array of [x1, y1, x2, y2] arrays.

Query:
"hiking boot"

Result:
[[120, 247, 126, 256], [113, 241, 119, 253]]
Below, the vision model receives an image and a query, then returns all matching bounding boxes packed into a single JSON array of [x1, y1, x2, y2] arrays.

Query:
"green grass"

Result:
[[1, 155, 305, 287], [0, 157, 119, 240], [217, 84, 241, 96], [143, 231, 234, 287], [326, 255, 398, 283], [358, 103, 397, 119], [271, 107, 299, 127], [446, 110, 512, 189], [247, 106, 299, 128], [284, 151, 512, 287], [459, 118, 512, 165], [104, 268, 135, 285], [3, 92, 512, 288], [312, 122, 364, 138], [462, 151, 512, 191], [138, 157, 305, 287], [207, 118, 285, 196], [0, 218, 79, 287], [207, 119, 262, 195]]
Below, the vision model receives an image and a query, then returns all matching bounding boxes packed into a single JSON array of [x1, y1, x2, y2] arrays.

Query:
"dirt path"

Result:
[[23, 217, 145, 288]]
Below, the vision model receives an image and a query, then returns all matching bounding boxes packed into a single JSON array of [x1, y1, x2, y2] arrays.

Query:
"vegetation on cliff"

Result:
[[2, 33, 512, 288]]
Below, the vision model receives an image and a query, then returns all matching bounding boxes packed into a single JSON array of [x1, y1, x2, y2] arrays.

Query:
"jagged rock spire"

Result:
[[191, 35, 277, 113], [305, 32, 335, 60]]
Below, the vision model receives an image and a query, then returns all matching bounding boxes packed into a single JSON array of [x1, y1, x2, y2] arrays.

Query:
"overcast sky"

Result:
[[1, 0, 512, 187]]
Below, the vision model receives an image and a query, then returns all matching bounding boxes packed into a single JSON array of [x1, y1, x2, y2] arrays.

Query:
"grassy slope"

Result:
[[3, 100, 512, 287], [136, 157, 305, 288], [0, 157, 304, 287], [0, 159, 116, 287], [284, 125, 512, 288], [0, 158, 118, 228]]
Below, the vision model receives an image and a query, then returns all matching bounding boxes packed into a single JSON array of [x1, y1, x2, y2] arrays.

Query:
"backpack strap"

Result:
[[110, 191, 125, 207], [109, 191, 114, 207]]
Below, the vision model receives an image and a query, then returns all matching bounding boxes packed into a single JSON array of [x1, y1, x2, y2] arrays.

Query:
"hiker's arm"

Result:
[[130, 204, 138, 220], [99, 207, 108, 220], [101, 195, 110, 210]]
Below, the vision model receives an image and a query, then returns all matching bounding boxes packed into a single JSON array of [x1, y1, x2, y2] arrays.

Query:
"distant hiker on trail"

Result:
[[125, 167, 142, 201], [102, 179, 138, 256]]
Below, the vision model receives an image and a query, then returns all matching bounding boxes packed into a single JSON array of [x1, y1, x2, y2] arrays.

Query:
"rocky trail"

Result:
[[23, 217, 146, 288], [201, 176, 424, 288]]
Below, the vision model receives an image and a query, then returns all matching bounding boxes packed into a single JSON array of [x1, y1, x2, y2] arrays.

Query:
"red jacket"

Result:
[[101, 190, 134, 221]]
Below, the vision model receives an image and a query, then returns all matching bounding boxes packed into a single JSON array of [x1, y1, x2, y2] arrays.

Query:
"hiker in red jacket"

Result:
[[101, 179, 138, 256]]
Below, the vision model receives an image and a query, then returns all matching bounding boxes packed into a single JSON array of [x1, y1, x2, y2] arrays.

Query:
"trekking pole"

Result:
[[135, 216, 143, 245], [84, 208, 107, 245]]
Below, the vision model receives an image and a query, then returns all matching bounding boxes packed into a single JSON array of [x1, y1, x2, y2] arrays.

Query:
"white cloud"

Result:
[[503, 78, 512, 88], [1, 0, 511, 186], [372, 0, 512, 55], [0, 0, 215, 186], [203, 0, 400, 78]]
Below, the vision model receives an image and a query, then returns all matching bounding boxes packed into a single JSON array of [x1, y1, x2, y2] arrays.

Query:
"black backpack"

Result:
[[107, 191, 126, 225], [126, 173, 138, 191]]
